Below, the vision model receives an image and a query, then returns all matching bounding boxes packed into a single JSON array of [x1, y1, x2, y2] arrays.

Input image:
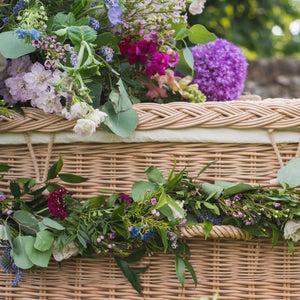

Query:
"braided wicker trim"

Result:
[[180, 225, 253, 240], [1, 98, 300, 132]]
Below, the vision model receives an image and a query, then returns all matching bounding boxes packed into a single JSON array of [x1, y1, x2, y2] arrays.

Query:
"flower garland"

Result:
[[1, 156, 300, 295]]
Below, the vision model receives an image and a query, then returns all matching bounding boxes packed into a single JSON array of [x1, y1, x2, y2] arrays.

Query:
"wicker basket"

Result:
[[0, 98, 300, 299]]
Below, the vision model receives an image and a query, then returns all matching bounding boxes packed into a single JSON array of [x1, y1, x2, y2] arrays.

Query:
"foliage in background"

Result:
[[188, 0, 300, 58]]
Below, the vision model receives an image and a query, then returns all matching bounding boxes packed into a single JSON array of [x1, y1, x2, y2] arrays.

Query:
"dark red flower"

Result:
[[118, 193, 132, 206], [48, 189, 71, 218]]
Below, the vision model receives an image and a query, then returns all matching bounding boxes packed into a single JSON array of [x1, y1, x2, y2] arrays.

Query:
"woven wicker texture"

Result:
[[0, 141, 299, 199], [0, 100, 300, 299], [0, 239, 299, 300], [180, 224, 253, 240], [1, 99, 300, 132]]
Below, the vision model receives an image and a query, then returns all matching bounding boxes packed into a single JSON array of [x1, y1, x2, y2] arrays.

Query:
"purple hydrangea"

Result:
[[191, 38, 248, 102]]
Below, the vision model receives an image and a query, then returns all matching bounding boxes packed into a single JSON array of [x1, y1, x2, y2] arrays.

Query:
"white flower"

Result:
[[66, 102, 90, 120], [87, 108, 107, 126], [73, 118, 97, 136], [52, 242, 79, 262], [169, 200, 186, 220], [0, 225, 8, 240], [284, 220, 300, 242], [189, 0, 206, 15]]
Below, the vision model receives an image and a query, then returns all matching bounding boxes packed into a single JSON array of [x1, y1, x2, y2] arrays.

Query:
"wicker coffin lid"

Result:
[[1, 98, 300, 132]]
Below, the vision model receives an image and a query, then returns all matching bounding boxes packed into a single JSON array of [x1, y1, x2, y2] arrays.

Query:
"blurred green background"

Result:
[[188, 0, 300, 59]]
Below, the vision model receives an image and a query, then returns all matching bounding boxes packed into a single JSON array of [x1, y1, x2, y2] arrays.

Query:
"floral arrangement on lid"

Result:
[[0, 0, 248, 137]]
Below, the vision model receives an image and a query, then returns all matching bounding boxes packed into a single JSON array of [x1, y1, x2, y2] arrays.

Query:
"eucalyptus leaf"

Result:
[[13, 211, 39, 235], [202, 182, 223, 200], [11, 236, 34, 269], [101, 101, 138, 137], [145, 165, 166, 186], [131, 181, 157, 202], [183, 48, 194, 71], [277, 158, 300, 188], [222, 183, 255, 197], [0, 31, 35, 59], [34, 230, 54, 251], [176, 49, 193, 77], [25, 236, 52, 267]]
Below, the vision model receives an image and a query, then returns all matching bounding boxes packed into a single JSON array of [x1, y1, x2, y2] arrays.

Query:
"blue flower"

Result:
[[13, 0, 27, 15], [70, 51, 79, 67], [2, 17, 10, 26], [30, 29, 41, 40], [15, 29, 28, 39], [90, 17, 100, 30], [130, 225, 154, 241], [15, 29, 41, 41], [100, 46, 114, 62], [105, 0, 123, 26]]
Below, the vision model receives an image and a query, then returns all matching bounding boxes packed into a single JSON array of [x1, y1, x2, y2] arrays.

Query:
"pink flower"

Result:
[[48, 189, 71, 218], [143, 81, 167, 99], [168, 50, 180, 67]]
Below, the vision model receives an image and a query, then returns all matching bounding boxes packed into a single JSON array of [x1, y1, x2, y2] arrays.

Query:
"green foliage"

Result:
[[277, 158, 300, 188], [188, 0, 300, 57], [2, 156, 300, 294], [0, 31, 35, 59]]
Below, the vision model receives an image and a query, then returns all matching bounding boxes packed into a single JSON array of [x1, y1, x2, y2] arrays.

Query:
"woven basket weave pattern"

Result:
[[0, 99, 300, 299]]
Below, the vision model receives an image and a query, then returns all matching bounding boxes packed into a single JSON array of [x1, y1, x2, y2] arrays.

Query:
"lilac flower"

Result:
[[105, 0, 123, 26], [151, 198, 157, 205], [7, 55, 32, 77], [90, 17, 100, 30], [5, 73, 29, 103], [0, 195, 6, 201], [23, 62, 52, 93], [275, 203, 281, 208], [225, 199, 232, 207], [30, 88, 62, 114], [191, 38, 248, 101]]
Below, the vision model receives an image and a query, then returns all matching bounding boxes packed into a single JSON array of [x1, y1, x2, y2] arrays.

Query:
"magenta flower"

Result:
[[127, 40, 157, 65], [48, 189, 71, 218], [144, 52, 169, 77], [118, 193, 132, 206]]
